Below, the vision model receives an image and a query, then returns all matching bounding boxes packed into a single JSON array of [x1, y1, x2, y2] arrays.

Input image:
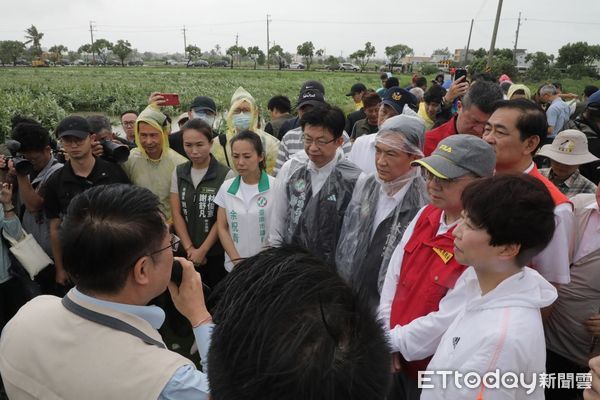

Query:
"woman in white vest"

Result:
[[214, 130, 275, 271]]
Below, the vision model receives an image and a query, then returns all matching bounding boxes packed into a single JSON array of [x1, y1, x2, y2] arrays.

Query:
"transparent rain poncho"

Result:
[[269, 149, 363, 267], [335, 122, 429, 309]]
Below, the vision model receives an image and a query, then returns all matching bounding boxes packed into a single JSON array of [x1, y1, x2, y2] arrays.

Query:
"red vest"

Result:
[[423, 116, 458, 156], [389, 205, 467, 379], [528, 165, 571, 207]]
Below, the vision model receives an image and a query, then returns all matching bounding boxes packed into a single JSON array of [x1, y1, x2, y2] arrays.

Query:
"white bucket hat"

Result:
[[537, 129, 599, 166]]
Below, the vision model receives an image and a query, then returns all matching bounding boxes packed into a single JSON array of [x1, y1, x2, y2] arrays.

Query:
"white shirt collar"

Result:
[[523, 162, 535, 174], [307, 148, 343, 174]]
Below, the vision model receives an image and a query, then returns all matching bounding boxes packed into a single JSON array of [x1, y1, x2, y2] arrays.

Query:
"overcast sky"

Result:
[[2, 0, 599, 58]]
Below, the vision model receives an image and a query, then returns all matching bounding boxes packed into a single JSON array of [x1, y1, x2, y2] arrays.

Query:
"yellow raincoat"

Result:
[[121, 104, 187, 222], [211, 87, 280, 175]]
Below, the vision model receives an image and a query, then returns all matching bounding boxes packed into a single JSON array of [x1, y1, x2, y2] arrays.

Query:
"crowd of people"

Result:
[[0, 69, 600, 399]]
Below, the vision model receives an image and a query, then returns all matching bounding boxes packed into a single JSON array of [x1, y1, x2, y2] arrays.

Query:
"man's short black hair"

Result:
[[493, 99, 548, 147], [10, 115, 40, 129], [300, 103, 346, 139], [120, 110, 138, 119], [11, 122, 51, 152], [584, 85, 599, 98], [267, 95, 292, 114], [379, 72, 389, 80], [462, 80, 504, 114], [385, 77, 399, 89], [461, 175, 556, 266], [208, 246, 391, 400], [61, 184, 167, 294], [424, 85, 447, 105], [362, 91, 381, 109], [87, 115, 112, 135], [415, 76, 427, 89]]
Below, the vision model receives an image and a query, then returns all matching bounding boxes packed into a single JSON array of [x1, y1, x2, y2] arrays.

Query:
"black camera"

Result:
[[101, 139, 130, 163], [2, 140, 34, 176]]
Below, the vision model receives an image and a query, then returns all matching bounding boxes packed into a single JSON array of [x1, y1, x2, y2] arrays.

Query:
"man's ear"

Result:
[[132, 256, 152, 286], [524, 135, 541, 155]]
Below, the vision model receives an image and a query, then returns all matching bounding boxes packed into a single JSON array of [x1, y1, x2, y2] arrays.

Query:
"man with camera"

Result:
[[0, 184, 213, 399], [0, 120, 62, 258], [87, 114, 134, 158], [43, 116, 130, 287]]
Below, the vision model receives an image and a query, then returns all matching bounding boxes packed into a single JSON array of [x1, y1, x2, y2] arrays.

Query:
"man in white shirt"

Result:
[[336, 114, 428, 310], [269, 104, 362, 266], [483, 99, 575, 285], [349, 87, 419, 174]]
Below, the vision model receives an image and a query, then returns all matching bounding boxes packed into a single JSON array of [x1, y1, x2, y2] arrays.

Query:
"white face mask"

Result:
[[232, 112, 252, 130], [192, 111, 216, 127]]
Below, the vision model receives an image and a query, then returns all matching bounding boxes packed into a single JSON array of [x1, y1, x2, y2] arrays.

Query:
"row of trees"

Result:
[[3, 24, 600, 78]]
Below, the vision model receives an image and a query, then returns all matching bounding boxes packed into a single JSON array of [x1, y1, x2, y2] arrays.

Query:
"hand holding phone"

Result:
[[161, 93, 180, 106]]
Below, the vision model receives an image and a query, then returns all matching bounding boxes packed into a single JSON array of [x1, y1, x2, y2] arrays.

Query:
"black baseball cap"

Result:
[[300, 80, 325, 95], [346, 83, 367, 96], [297, 89, 325, 109], [382, 86, 418, 114], [190, 96, 217, 113], [56, 116, 91, 139]]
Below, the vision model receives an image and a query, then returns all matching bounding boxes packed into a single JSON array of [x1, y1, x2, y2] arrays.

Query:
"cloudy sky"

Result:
[[1, 0, 599, 58]]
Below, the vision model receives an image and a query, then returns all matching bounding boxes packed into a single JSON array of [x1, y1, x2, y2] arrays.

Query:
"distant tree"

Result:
[[493, 48, 513, 60], [297, 41, 315, 70], [557, 42, 595, 67], [473, 48, 487, 59], [185, 45, 201, 67], [350, 42, 376, 72], [269, 44, 285, 69], [247, 46, 264, 69], [0, 40, 26, 66], [226, 45, 246, 68], [91, 39, 113, 64], [325, 55, 340, 70], [77, 44, 92, 63], [525, 52, 552, 81], [48, 44, 68, 63], [67, 50, 79, 62], [24, 25, 44, 57], [556, 42, 600, 78], [385, 44, 413, 71], [113, 40, 133, 66]]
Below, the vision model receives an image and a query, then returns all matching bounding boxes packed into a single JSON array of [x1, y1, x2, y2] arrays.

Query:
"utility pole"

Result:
[[513, 12, 522, 65], [487, 0, 504, 70], [182, 26, 187, 57], [266, 14, 271, 69], [464, 18, 474, 65], [89, 21, 96, 64], [235, 33, 239, 47]]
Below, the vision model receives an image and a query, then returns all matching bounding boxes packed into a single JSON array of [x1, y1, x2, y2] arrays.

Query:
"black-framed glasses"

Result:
[[149, 234, 180, 256], [303, 135, 337, 147]]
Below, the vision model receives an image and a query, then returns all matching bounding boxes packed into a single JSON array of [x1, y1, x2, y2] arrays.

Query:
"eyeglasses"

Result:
[[60, 136, 86, 146], [422, 168, 470, 187], [303, 136, 337, 148], [122, 121, 135, 126], [149, 234, 180, 256]]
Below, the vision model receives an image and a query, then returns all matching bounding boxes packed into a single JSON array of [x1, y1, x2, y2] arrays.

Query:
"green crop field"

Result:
[[0, 66, 396, 139], [0, 66, 597, 140]]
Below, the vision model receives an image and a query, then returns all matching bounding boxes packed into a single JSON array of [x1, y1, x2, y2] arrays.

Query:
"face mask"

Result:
[[232, 112, 252, 130], [192, 111, 216, 127]]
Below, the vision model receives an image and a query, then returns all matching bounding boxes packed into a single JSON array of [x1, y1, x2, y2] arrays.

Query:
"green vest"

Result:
[[176, 156, 230, 255]]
